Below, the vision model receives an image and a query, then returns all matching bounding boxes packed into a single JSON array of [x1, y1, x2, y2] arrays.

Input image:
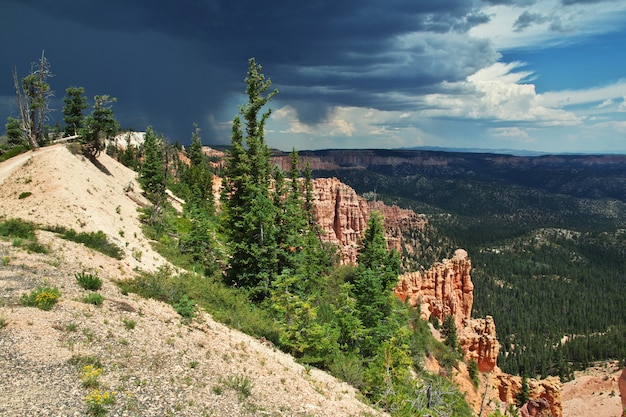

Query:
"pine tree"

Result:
[[221, 58, 278, 298], [352, 211, 400, 354], [62, 86, 88, 136], [184, 124, 214, 214], [80, 95, 119, 157], [4, 117, 24, 147], [138, 126, 165, 202], [441, 314, 459, 352]]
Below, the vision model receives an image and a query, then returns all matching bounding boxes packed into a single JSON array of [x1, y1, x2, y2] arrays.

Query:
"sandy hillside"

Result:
[[0, 145, 387, 417], [562, 362, 624, 417], [0, 144, 165, 274]]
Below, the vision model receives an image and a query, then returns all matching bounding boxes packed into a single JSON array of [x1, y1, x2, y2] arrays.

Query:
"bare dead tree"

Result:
[[12, 51, 54, 149]]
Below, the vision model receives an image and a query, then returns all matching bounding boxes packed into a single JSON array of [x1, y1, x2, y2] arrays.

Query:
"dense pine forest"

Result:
[[309, 150, 626, 380]]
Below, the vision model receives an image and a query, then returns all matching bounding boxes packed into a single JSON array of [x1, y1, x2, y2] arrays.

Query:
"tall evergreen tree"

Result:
[[184, 124, 214, 214], [273, 149, 308, 280], [179, 124, 218, 275], [221, 58, 278, 298], [138, 126, 166, 202], [441, 314, 459, 352], [351, 211, 400, 353], [62, 86, 88, 136]]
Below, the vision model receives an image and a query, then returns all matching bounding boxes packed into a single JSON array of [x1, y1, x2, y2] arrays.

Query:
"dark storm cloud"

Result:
[[2, 0, 499, 142], [513, 11, 549, 32]]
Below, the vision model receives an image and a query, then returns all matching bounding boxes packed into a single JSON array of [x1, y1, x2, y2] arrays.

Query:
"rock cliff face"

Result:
[[459, 316, 500, 373], [497, 374, 563, 417], [393, 249, 499, 373], [394, 249, 474, 328], [617, 368, 626, 417], [311, 177, 425, 263]]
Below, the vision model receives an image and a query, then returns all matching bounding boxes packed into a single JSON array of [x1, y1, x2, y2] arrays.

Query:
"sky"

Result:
[[1, 0, 626, 154]]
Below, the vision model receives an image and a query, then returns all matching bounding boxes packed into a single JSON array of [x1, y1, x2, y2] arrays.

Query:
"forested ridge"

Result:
[[309, 151, 626, 380]]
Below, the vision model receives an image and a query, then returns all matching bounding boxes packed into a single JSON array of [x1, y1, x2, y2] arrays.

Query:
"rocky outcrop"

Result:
[[497, 374, 563, 417], [617, 368, 626, 417], [394, 249, 473, 328], [394, 249, 500, 372], [519, 397, 551, 417], [311, 177, 425, 263], [312, 178, 370, 263], [459, 316, 500, 373]]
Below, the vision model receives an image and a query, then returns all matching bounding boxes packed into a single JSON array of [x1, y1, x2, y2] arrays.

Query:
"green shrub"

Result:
[[68, 354, 102, 369], [116, 267, 280, 344], [328, 353, 366, 389], [20, 286, 61, 310], [83, 293, 105, 306], [26, 241, 48, 254], [55, 228, 123, 259], [122, 318, 136, 330], [0, 218, 36, 239], [76, 271, 103, 291], [0, 145, 30, 162], [174, 295, 195, 318], [18, 191, 32, 199], [0, 315, 7, 329], [220, 374, 253, 400]]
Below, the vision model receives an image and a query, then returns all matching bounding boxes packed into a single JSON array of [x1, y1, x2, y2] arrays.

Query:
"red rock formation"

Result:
[[497, 374, 563, 417], [310, 177, 425, 263], [519, 397, 550, 417], [394, 249, 473, 328], [459, 316, 500, 373], [394, 249, 500, 372], [312, 178, 369, 263], [617, 368, 626, 417]]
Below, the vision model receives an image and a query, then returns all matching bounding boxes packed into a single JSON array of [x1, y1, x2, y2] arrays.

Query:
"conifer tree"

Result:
[[273, 149, 309, 281], [62, 86, 88, 136], [184, 124, 214, 214], [179, 124, 218, 275], [441, 314, 459, 352], [80, 95, 119, 157], [351, 211, 400, 355], [13, 52, 53, 148], [138, 126, 166, 202], [221, 58, 278, 298], [4, 117, 23, 147]]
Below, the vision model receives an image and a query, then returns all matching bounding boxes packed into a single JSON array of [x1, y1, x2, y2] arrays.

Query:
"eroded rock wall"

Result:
[[311, 177, 425, 263]]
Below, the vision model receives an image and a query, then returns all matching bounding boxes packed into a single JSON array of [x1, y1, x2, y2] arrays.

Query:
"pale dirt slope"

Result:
[[0, 145, 386, 417], [562, 362, 624, 417]]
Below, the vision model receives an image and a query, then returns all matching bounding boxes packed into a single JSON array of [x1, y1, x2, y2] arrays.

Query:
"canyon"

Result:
[[307, 174, 567, 416], [1, 143, 623, 415]]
